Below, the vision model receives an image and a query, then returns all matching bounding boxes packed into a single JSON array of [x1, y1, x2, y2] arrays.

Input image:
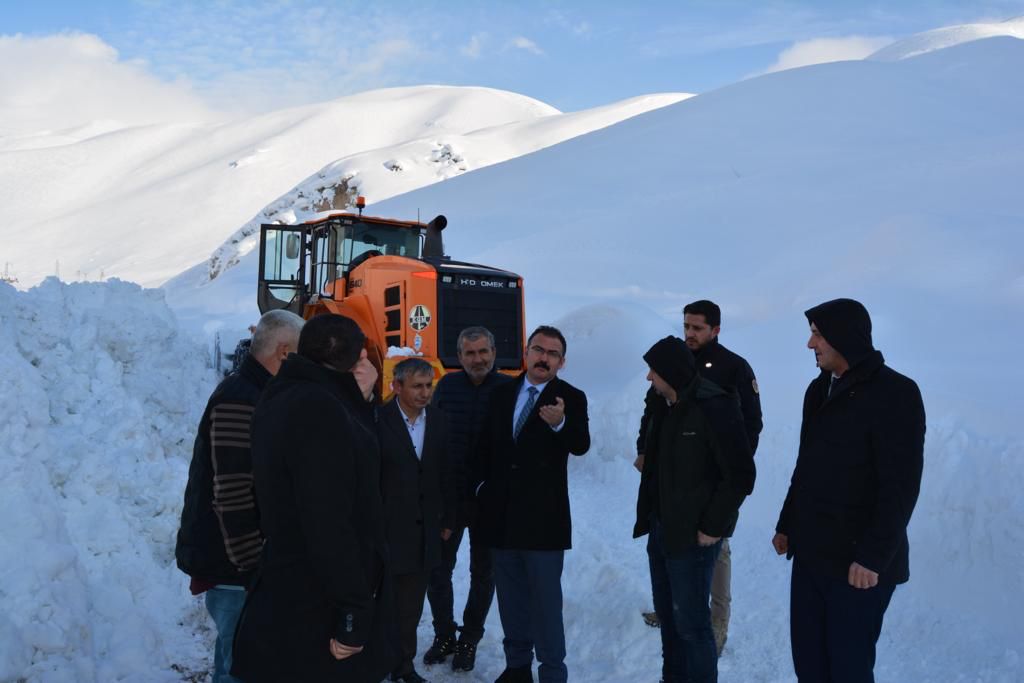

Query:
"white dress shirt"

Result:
[[400, 405, 426, 459]]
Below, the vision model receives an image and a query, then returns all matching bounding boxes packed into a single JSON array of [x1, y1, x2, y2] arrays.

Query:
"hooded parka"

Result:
[[633, 336, 756, 557], [776, 299, 925, 584]]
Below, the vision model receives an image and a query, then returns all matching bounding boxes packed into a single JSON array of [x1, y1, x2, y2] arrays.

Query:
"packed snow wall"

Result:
[[0, 279, 217, 682]]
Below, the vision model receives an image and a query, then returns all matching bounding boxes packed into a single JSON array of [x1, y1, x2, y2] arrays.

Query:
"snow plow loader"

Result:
[[257, 199, 525, 396]]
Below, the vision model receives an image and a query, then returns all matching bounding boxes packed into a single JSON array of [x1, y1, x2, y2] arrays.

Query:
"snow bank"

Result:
[[2, 288, 1022, 681], [0, 279, 217, 682]]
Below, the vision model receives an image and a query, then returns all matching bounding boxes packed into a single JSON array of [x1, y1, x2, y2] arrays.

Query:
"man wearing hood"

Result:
[[773, 298, 925, 683], [634, 336, 756, 683], [635, 300, 762, 653]]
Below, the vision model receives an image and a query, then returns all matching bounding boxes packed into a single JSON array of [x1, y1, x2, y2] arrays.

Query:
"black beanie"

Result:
[[643, 336, 696, 393], [804, 298, 874, 367]]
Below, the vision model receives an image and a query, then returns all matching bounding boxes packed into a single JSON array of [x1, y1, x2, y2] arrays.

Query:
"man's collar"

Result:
[[397, 401, 426, 423]]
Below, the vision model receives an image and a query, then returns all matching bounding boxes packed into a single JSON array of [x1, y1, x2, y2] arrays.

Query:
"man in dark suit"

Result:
[[474, 325, 591, 683], [379, 358, 455, 683], [773, 299, 925, 683]]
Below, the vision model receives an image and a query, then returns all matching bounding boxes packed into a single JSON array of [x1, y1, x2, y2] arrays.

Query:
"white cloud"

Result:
[[762, 35, 894, 74], [509, 36, 544, 56], [461, 33, 486, 59], [0, 32, 216, 136]]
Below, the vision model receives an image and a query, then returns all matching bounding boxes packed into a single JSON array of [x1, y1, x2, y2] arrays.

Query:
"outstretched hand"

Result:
[[539, 397, 565, 426]]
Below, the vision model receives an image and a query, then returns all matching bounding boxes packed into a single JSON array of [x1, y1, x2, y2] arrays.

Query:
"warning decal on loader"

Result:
[[409, 305, 432, 331]]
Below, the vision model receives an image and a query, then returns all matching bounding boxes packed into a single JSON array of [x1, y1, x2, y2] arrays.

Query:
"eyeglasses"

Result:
[[529, 345, 563, 360]]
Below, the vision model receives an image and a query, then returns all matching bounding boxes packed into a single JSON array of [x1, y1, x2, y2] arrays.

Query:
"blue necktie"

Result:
[[514, 386, 539, 440]]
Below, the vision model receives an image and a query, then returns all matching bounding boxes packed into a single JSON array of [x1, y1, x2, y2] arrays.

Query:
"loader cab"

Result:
[[258, 214, 425, 315]]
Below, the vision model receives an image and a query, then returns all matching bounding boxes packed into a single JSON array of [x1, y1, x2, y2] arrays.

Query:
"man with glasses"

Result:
[[473, 326, 591, 683]]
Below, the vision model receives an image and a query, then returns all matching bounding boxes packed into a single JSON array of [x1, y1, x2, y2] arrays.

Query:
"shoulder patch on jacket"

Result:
[[752, 379, 759, 394]]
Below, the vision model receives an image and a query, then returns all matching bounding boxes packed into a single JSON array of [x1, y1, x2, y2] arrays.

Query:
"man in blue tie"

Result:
[[473, 326, 591, 683]]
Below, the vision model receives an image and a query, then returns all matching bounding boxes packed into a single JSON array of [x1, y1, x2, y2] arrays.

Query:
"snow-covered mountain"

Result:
[[1, 20, 1022, 683], [868, 14, 1024, 60], [0, 86, 687, 288]]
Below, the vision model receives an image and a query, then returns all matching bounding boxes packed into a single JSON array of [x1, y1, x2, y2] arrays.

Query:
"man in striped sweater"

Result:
[[176, 309, 304, 683]]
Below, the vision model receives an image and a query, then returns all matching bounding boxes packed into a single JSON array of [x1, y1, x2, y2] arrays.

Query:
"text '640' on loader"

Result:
[[257, 198, 526, 396]]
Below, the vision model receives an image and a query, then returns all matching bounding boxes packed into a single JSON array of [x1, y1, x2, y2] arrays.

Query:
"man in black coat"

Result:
[[635, 300, 762, 652], [378, 358, 455, 683], [232, 314, 397, 683], [474, 325, 590, 683], [773, 298, 925, 683], [634, 336, 755, 683], [175, 309, 304, 683], [423, 326, 512, 672]]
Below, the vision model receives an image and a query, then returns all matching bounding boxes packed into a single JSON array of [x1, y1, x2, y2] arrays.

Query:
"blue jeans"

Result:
[[205, 585, 246, 683], [492, 548, 567, 683], [647, 519, 721, 683]]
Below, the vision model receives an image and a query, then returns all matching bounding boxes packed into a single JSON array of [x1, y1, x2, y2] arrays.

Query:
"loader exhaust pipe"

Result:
[[423, 215, 447, 259]]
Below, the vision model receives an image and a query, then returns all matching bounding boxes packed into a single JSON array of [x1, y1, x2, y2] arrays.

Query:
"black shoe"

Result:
[[642, 610, 661, 628], [422, 634, 457, 665], [494, 666, 533, 683], [392, 671, 428, 683], [451, 637, 477, 672]]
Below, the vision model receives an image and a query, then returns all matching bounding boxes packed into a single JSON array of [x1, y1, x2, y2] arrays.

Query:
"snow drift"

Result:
[[0, 280, 217, 682]]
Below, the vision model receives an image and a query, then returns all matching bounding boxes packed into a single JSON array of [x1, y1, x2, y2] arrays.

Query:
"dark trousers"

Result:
[[426, 524, 494, 643], [790, 558, 896, 683], [647, 518, 721, 683], [392, 571, 430, 678], [493, 548, 567, 683]]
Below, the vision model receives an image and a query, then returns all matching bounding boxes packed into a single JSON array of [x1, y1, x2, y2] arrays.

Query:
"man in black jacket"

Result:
[[232, 314, 397, 683], [175, 309, 304, 683], [773, 298, 925, 683], [474, 325, 590, 683], [423, 326, 512, 672], [634, 336, 755, 683], [379, 358, 455, 683], [636, 300, 763, 651]]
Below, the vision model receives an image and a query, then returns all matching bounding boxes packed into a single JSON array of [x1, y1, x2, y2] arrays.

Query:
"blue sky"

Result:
[[4, 0, 1024, 114]]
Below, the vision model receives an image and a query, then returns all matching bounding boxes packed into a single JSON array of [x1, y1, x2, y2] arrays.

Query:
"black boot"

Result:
[[451, 636, 477, 672], [422, 634, 457, 665], [494, 666, 533, 682]]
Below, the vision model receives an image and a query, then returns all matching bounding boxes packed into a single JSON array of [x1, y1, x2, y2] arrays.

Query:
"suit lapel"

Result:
[[384, 400, 419, 462], [421, 407, 441, 465]]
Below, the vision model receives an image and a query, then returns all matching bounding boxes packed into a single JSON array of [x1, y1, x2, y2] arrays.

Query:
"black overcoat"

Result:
[[776, 351, 925, 584], [377, 399, 455, 575], [473, 374, 590, 551], [232, 354, 396, 683]]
